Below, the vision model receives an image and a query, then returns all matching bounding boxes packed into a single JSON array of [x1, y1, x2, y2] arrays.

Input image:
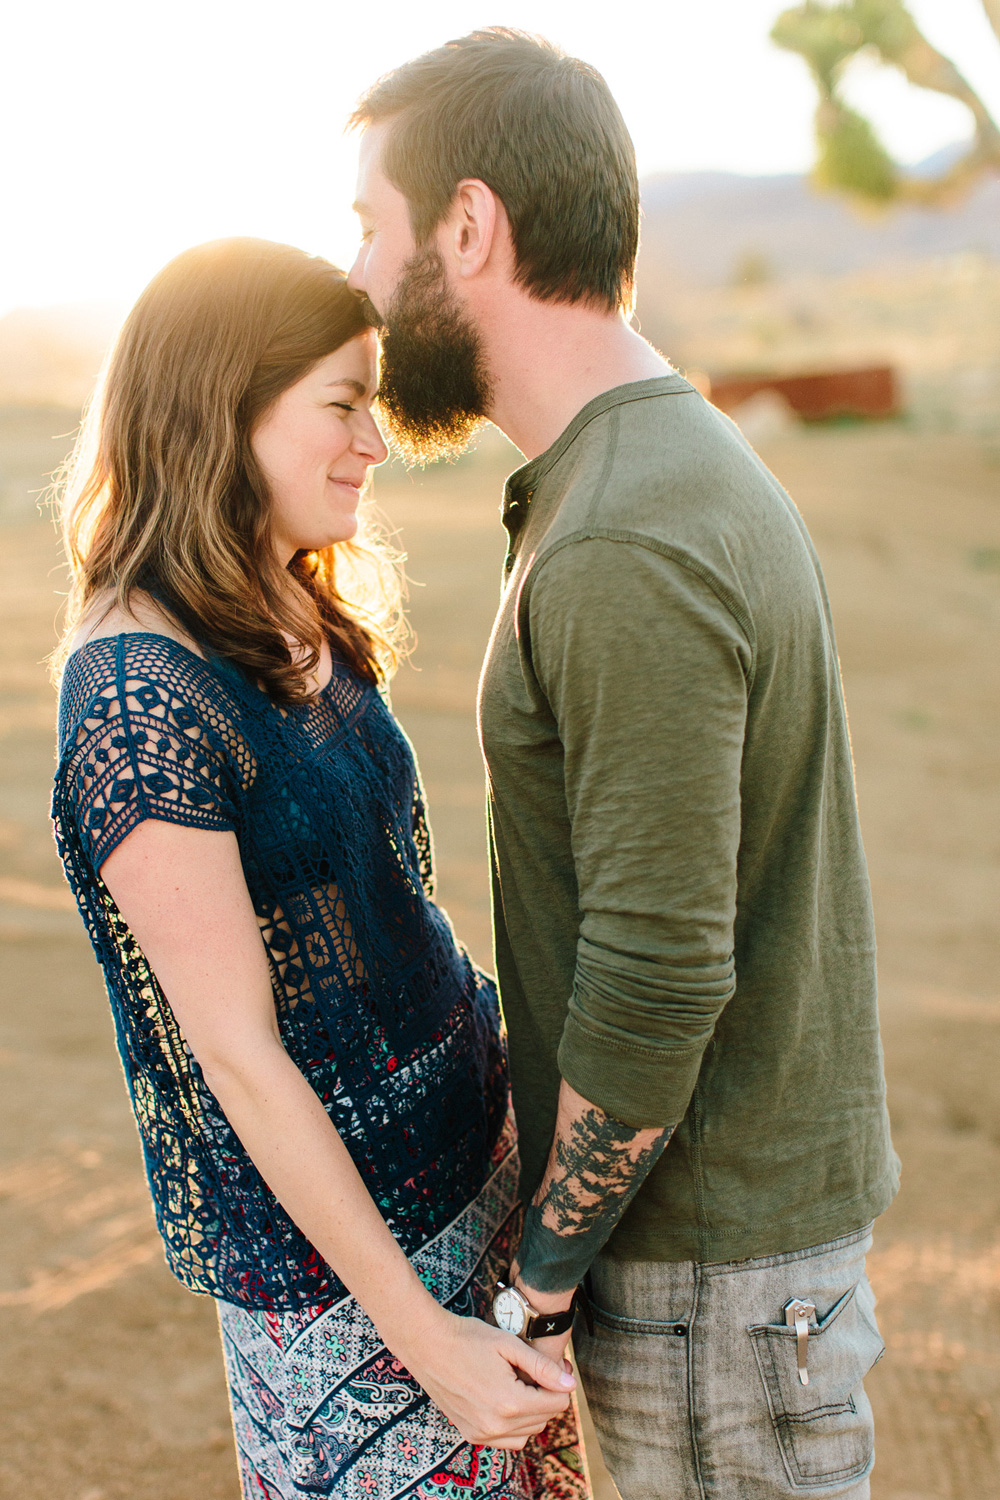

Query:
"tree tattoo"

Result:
[[516, 1104, 675, 1294]]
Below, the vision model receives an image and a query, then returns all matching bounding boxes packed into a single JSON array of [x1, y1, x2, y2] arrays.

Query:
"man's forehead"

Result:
[[355, 120, 390, 180], [353, 126, 406, 216]]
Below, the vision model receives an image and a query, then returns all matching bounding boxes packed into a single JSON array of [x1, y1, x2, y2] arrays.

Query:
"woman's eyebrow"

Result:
[[322, 378, 369, 396]]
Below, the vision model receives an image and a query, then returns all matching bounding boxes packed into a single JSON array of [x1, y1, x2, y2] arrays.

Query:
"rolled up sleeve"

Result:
[[525, 537, 752, 1129]]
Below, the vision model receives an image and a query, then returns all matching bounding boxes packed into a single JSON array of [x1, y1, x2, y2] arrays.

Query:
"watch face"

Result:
[[493, 1286, 527, 1335]]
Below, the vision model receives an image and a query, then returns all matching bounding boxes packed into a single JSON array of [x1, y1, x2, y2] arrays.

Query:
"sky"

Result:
[[1, 0, 997, 318]]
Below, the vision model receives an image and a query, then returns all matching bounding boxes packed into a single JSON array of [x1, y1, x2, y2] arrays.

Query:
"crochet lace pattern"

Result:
[[53, 633, 507, 1309]]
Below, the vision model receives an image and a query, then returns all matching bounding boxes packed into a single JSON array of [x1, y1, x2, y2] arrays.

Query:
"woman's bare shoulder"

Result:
[[66, 590, 205, 661]]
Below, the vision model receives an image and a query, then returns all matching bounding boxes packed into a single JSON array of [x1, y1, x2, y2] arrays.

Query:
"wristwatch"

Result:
[[492, 1279, 578, 1340]]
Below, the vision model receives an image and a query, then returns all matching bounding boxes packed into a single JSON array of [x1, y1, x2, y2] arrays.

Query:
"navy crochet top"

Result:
[[52, 632, 507, 1309]]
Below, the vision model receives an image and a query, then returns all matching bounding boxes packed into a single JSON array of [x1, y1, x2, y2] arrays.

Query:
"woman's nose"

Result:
[[357, 412, 388, 466]]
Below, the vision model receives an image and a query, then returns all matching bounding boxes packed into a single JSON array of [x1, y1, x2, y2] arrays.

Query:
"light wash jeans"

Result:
[[574, 1225, 884, 1499]]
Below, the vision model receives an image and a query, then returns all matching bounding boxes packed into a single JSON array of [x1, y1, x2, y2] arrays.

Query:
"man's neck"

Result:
[[479, 297, 673, 461]]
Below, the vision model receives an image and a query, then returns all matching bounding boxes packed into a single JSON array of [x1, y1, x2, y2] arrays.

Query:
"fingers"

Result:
[[462, 1415, 544, 1449], [504, 1336, 576, 1394], [462, 1371, 570, 1449], [481, 1395, 566, 1438], [425, 1320, 572, 1451]]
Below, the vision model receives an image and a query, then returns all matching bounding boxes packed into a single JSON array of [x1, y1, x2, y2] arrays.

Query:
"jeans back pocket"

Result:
[[747, 1277, 885, 1489]]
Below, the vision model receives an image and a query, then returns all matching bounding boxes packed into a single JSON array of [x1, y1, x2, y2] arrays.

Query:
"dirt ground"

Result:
[[0, 423, 998, 1500]]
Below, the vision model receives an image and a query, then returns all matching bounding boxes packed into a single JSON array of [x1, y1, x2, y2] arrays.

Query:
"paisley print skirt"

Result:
[[216, 1114, 591, 1499]]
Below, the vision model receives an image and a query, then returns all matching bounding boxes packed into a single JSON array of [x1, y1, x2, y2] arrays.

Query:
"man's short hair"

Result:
[[350, 29, 639, 313]]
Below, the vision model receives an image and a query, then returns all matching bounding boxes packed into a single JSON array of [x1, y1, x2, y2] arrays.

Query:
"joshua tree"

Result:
[[772, 0, 1000, 204]]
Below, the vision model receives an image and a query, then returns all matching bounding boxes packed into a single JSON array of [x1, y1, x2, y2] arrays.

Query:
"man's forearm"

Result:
[[515, 1079, 675, 1300]]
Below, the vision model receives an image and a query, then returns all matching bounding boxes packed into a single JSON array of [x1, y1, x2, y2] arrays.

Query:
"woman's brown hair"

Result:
[[54, 237, 403, 701]]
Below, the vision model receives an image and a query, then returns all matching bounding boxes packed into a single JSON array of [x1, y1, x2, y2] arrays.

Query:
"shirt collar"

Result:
[[500, 374, 694, 527]]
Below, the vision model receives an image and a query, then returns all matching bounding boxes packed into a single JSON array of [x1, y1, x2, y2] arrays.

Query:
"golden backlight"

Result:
[[0, 0, 997, 319]]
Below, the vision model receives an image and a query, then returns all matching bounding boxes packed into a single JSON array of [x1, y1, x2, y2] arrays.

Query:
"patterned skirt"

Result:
[[216, 1114, 591, 1499]]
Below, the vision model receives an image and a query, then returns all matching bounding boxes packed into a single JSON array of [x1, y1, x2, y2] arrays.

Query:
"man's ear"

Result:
[[445, 178, 499, 280]]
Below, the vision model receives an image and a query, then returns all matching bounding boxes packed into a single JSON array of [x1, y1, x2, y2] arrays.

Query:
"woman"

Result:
[[51, 238, 589, 1499]]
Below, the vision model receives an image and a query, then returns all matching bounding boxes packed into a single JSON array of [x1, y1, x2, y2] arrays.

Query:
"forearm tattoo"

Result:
[[517, 1107, 675, 1293]]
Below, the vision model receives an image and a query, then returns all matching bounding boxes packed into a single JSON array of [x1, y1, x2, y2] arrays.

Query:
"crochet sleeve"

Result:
[[56, 633, 247, 874]]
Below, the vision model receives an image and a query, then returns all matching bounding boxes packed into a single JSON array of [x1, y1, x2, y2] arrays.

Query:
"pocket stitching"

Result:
[[748, 1281, 879, 1488], [778, 1397, 858, 1425], [754, 1330, 873, 1489], [589, 1303, 688, 1337]]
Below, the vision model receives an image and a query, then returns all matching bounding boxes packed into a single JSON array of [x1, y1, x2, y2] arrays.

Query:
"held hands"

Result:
[[392, 1302, 575, 1452]]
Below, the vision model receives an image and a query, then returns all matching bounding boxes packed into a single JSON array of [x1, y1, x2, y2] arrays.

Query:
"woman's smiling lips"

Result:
[[329, 474, 364, 498]]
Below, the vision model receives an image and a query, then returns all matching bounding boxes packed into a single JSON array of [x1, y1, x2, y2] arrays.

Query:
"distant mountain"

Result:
[[638, 157, 1000, 287]]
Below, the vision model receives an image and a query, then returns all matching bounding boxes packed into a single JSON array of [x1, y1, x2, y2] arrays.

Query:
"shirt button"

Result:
[[504, 556, 515, 573]]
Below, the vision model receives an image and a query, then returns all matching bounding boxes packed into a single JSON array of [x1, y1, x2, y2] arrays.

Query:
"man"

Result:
[[349, 29, 898, 1499]]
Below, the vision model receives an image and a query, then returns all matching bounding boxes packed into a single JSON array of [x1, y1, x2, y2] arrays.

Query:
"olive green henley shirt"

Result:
[[478, 376, 899, 1265]]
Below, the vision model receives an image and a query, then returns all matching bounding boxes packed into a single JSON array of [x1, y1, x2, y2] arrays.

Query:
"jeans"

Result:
[[574, 1225, 884, 1499]]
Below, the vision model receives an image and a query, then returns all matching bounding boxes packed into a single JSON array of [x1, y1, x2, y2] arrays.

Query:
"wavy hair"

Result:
[[54, 237, 404, 701]]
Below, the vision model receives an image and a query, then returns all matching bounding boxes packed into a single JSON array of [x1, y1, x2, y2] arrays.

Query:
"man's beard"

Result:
[[368, 248, 493, 465]]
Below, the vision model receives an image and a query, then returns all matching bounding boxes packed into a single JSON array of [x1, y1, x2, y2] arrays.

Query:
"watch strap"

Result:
[[494, 1278, 586, 1340], [523, 1302, 577, 1339]]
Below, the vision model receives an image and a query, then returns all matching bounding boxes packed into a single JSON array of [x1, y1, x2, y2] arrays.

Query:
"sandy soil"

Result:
[[0, 424, 998, 1500]]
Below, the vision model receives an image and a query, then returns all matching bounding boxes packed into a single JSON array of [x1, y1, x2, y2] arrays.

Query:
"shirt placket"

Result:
[[501, 484, 535, 580]]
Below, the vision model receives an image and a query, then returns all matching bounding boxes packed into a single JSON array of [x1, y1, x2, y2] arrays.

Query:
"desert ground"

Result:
[[0, 417, 998, 1500]]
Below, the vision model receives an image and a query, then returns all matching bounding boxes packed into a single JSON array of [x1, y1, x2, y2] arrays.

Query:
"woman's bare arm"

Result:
[[100, 819, 574, 1448]]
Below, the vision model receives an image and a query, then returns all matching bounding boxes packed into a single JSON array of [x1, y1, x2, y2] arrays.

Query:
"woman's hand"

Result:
[[393, 1303, 575, 1451]]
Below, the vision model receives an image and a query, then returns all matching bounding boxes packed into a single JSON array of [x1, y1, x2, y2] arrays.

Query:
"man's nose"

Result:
[[347, 248, 366, 295]]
